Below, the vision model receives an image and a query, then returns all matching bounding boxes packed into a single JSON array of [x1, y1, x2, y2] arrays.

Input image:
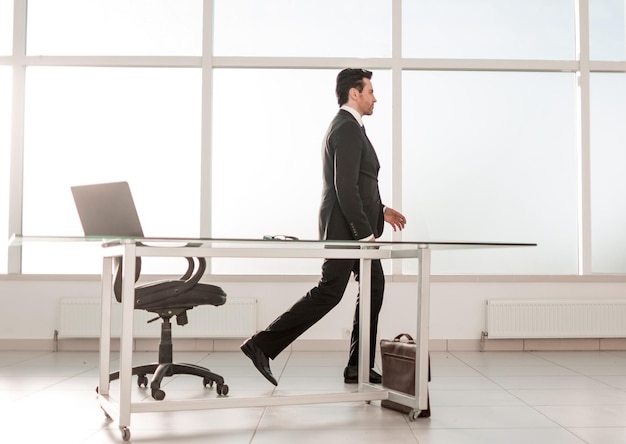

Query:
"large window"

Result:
[[0, 68, 10, 274], [3, 0, 626, 276], [26, 0, 202, 56], [213, 0, 391, 57], [589, 0, 626, 61], [0, 0, 12, 55], [591, 73, 626, 273], [402, 71, 578, 274], [402, 0, 575, 59], [21, 67, 202, 273]]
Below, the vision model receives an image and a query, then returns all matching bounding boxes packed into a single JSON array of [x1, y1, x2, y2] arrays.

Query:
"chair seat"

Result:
[[135, 281, 226, 310]]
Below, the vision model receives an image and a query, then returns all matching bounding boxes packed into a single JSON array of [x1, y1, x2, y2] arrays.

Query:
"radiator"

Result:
[[486, 299, 626, 339], [58, 297, 257, 338]]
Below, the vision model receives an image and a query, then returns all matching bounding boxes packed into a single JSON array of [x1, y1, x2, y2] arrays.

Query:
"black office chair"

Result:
[[108, 253, 228, 400]]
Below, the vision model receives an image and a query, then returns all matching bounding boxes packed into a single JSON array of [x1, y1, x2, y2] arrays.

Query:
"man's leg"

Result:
[[346, 259, 385, 375], [248, 258, 355, 359]]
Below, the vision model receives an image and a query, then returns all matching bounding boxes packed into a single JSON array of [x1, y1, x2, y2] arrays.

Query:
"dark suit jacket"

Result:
[[318, 109, 385, 241]]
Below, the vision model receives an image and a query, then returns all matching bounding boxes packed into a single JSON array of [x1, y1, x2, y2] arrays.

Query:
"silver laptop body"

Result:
[[71, 181, 144, 237]]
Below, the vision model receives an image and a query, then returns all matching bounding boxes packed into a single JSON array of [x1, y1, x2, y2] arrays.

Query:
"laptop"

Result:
[[71, 181, 144, 237]]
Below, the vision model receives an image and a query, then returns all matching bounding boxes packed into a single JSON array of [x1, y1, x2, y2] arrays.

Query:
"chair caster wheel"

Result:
[[137, 374, 148, 388], [203, 377, 214, 387], [151, 389, 166, 400], [217, 384, 229, 396]]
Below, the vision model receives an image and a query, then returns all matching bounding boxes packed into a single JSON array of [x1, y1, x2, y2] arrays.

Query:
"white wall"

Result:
[[1, 276, 625, 345]]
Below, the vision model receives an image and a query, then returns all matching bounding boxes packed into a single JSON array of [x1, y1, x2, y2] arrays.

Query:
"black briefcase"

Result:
[[380, 333, 431, 417]]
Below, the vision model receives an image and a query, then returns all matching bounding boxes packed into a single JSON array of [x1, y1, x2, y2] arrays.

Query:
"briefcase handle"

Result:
[[393, 333, 415, 344]]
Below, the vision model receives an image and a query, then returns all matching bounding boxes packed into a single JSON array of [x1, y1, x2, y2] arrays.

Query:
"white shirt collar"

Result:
[[340, 105, 363, 127]]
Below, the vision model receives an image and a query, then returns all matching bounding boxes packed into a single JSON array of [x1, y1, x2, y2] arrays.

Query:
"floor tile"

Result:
[[471, 364, 578, 376], [412, 428, 587, 444], [591, 375, 626, 389], [430, 389, 525, 406], [253, 429, 419, 444], [535, 404, 626, 427], [258, 403, 409, 430], [510, 388, 626, 406], [408, 405, 558, 429], [568, 427, 626, 444], [490, 375, 613, 390], [429, 376, 502, 390]]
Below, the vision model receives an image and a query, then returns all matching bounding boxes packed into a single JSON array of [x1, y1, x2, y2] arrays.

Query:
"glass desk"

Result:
[[10, 235, 535, 441]]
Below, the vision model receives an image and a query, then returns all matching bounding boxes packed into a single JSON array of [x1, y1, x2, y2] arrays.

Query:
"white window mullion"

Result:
[[391, 0, 403, 275], [200, 0, 215, 251], [575, 0, 592, 275], [8, 0, 27, 273]]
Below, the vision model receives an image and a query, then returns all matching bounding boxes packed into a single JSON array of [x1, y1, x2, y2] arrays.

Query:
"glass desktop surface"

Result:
[[9, 234, 536, 250]]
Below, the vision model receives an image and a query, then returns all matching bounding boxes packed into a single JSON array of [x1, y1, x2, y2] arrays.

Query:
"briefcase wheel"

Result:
[[409, 410, 421, 421]]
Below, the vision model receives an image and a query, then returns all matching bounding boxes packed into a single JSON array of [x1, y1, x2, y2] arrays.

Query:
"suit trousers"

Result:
[[252, 257, 385, 367]]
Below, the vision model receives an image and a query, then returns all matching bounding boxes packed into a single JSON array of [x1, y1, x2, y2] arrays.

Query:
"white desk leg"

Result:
[[117, 243, 136, 431], [416, 247, 431, 412], [98, 256, 113, 395], [358, 257, 372, 386]]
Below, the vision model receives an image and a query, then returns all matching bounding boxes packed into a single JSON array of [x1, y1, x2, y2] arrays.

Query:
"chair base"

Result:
[[109, 362, 228, 400], [107, 314, 228, 400]]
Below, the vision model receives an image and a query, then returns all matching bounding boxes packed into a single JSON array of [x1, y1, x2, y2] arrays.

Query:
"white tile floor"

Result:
[[1, 349, 626, 443]]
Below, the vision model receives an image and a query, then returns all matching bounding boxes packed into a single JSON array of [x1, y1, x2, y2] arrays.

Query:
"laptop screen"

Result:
[[71, 181, 144, 237]]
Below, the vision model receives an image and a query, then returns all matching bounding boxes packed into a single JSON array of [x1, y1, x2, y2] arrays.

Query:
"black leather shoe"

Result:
[[343, 366, 382, 384], [240, 338, 278, 386]]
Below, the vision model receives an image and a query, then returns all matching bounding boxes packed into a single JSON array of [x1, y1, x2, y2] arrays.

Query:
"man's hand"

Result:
[[384, 207, 407, 232]]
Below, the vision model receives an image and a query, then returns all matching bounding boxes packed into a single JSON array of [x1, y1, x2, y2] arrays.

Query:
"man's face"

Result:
[[353, 78, 376, 116]]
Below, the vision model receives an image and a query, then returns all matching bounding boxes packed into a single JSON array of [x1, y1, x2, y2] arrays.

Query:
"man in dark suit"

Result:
[[241, 68, 406, 385]]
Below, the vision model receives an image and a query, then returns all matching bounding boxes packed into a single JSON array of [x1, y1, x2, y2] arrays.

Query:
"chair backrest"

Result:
[[113, 256, 142, 303], [112, 255, 216, 308]]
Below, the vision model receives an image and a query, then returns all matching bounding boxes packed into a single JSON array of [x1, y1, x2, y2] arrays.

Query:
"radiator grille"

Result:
[[58, 297, 257, 338], [486, 299, 626, 339]]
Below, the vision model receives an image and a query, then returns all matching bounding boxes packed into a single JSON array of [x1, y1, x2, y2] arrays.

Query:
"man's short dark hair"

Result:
[[335, 68, 373, 106]]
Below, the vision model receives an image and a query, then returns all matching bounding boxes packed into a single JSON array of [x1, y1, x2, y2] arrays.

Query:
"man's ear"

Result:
[[347, 87, 358, 102]]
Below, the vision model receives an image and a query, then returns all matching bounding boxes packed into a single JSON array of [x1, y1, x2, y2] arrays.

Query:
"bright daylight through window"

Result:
[[1, 0, 626, 275]]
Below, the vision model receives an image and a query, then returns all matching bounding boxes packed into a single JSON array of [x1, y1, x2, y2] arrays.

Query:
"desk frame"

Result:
[[93, 240, 429, 439], [88, 238, 530, 441]]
